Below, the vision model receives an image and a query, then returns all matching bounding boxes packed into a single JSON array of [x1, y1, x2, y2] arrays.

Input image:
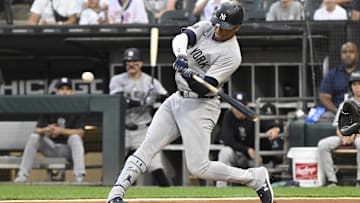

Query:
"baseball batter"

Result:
[[109, 48, 170, 186], [107, 2, 274, 203]]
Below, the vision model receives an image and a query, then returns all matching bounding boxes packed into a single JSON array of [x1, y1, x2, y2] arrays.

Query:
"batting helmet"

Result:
[[349, 70, 360, 87], [123, 48, 143, 62], [210, 1, 244, 30]]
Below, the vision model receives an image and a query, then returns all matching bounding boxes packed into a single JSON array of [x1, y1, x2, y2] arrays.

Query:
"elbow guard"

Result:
[[182, 29, 197, 47], [188, 76, 219, 96]]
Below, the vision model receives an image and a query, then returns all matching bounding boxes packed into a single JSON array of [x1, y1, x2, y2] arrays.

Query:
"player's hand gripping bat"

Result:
[[192, 75, 259, 122]]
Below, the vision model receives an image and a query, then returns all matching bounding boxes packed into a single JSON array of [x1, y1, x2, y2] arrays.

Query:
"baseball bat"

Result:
[[150, 27, 159, 84], [192, 74, 259, 122]]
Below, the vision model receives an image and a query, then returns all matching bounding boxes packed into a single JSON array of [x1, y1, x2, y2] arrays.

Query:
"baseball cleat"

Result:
[[14, 175, 28, 183], [107, 197, 124, 203], [255, 167, 274, 203]]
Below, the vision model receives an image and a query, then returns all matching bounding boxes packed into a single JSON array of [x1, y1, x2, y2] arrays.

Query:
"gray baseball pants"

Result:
[[17, 133, 86, 178], [318, 135, 360, 183]]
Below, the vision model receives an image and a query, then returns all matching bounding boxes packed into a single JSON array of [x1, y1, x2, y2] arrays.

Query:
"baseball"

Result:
[[81, 72, 94, 83]]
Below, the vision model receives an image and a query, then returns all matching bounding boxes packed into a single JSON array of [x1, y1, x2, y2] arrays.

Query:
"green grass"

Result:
[[0, 185, 359, 200]]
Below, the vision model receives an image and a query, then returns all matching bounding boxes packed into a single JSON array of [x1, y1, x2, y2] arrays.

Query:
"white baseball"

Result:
[[82, 72, 94, 83]]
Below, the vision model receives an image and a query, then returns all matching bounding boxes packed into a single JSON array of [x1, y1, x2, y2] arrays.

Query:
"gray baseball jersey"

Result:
[[109, 72, 167, 127], [109, 72, 168, 171], [107, 20, 269, 202], [175, 20, 242, 95], [133, 20, 250, 185]]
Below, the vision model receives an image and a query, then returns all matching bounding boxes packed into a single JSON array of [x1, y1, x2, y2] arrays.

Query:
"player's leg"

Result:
[[317, 136, 342, 184], [15, 134, 54, 182], [107, 96, 179, 202], [177, 98, 273, 202], [176, 98, 251, 184], [216, 146, 235, 187], [352, 137, 360, 185], [148, 152, 170, 186], [67, 134, 86, 182], [128, 127, 170, 186]]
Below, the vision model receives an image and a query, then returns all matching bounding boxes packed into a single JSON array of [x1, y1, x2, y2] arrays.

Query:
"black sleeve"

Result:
[[156, 94, 168, 102], [126, 99, 142, 108], [36, 114, 49, 128], [260, 119, 278, 132], [220, 110, 249, 156], [182, 29, 197, 47], [73, 114, 86, 130], [188, 76, 219, 96]]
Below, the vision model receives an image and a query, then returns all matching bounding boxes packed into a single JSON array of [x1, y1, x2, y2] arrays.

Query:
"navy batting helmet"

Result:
[[123, 48, 143, 62], [210, 1, 244, 30]]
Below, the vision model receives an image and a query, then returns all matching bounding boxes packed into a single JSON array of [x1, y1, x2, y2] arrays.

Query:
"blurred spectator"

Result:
[[79, 0, 108, 24], [313, 0, 347, 20], [193, 0, 228, 21], [352, 0, 360, 20], [320, 41, 360, 114], [108, 0, 148, 24], [27, 0, 80, 25], [266, 0, 303, 21], [319, 0, 352, 7], [144, 0, 177, 22]]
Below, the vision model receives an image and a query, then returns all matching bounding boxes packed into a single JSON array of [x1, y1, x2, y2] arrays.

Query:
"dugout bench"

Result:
[[0, 121, 103, 182], [0, 95, 125, 185], [288, 119, 357, 185]]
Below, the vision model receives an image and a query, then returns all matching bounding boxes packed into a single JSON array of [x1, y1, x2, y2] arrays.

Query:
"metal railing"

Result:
[[253, 97, 316, 174]]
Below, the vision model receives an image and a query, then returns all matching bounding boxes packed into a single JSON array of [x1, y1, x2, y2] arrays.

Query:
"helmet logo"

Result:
[[128, 51, 134, 56], [219, 13, 227, 21]]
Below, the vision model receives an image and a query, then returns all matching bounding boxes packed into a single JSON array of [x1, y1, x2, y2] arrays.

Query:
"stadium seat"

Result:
[[146, 9, 156, 24], [304, 0, 322, 20], [238, 0, 266, 21], [159, 10, 195, 25]]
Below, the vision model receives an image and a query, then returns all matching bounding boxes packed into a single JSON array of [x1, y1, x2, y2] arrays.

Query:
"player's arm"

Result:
[[172, 21, 211, 57], [153, 79, 169, 102], [172, 30, 195, 57], [260, 119, 280, 140], [50, 127, 85, 137], [34, 126, 52, 136], [193, 0, 208, 16], [172, 28, 219, 95], [320, 93, 337, 113], [62, 14, 77, 25], [265, 4, 276, 21], [27, 13, 40, 25]]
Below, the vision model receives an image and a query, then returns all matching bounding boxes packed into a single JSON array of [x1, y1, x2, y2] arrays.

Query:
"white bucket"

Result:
[[287, 147, 325, 187]]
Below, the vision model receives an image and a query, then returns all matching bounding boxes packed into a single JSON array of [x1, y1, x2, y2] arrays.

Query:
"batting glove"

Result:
[[181, 69, 197, 81], [173, 55, 188, 72]]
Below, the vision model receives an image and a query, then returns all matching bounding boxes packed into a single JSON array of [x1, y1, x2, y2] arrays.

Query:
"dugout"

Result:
[[0, 95, 125, 185]]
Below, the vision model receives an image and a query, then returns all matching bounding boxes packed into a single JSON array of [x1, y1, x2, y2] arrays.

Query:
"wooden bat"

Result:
[[150, 27, 159, 84], [192, 74, 259, 122]]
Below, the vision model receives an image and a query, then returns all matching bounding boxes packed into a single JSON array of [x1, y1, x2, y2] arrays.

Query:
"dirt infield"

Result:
[[1, 198, 360, 203]]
